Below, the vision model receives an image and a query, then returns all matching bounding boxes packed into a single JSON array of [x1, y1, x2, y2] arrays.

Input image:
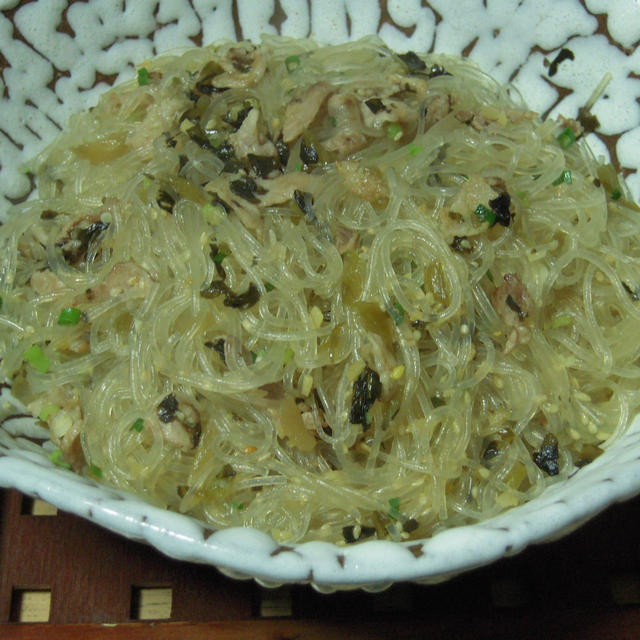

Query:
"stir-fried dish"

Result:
[[2, 36, 640, 544]]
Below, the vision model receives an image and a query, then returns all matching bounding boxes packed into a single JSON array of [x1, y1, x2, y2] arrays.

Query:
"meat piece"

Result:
[[212, 46, 267, 88], [491, 273, 532, 327], [336, 160, 387, 204], [75, 261, 151, 304], [282, 82, 334, 143], [228, 108, 277, 160], [334, 226, 359, 254], [30, 270, 66, 295], [425, 94, 452, 129], [439, 175, 498, 244], [491, 273, 533, 354], [322, 94, 368, 157], [154, 394, 202, 452], [360, 97, 417, 130], [256, 172, 317, 207], [56, 216, 110, 267]]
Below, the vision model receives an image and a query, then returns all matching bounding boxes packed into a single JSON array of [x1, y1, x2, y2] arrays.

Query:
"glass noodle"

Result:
[[1, 36, 640, 544]]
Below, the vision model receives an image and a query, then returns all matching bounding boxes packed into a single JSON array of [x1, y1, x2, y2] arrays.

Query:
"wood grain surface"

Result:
[[2, 487, 640, 639]]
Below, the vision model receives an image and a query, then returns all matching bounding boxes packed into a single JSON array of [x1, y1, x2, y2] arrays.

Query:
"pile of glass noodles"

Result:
[[2, 36, 640, 545]]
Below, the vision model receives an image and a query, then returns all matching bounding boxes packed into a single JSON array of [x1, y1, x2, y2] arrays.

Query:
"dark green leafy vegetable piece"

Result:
[[275, 140, 290, 166], [157, 190, 175, 213], [547, 48, 574, 77], [223, 106, 250, 129], [300, 139, 319, 166], [403, 518, 419, 533], [205, 338, 226, 363], [365, 98, 385, 114], [349, 367, 382, 426], [533, 433, 560, 476], [398, 51, 426, 73], [488, 192, 512, 227], [248, 153, 280, 178], [506, 294, 526, 320], [131, 418, 144, 432], [158, 393, 179, 423], [482, 440, 501, 464], [200, 279, 260, 310], [229, 176, 260, 203], [428, 64, 451, 78], [450, 236, 472, 253], [622, 282, 639, 301], [611, 188, 622, 201], [293, 190, 315, 219], [213, 142, 235, 161], [223, 282, 260, 309], [342, 524, 377, 543]]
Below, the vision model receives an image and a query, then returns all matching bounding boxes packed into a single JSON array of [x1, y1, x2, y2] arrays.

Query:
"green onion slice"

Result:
[[386, 123, 403, 141], [284, 55, 300, 72], [557, 127, 576, 149], [474, 204, 496, 225], [552, 169, 572, 185], [57, 307, 82, 326], [23, 345, 50, 373], [50, 449, 71, 470], [137, 67, 150, 86], [131, 418, 144, 432]]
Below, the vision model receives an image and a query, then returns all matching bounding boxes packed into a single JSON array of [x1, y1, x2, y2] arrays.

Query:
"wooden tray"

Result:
[[2, 487, 640, 639]]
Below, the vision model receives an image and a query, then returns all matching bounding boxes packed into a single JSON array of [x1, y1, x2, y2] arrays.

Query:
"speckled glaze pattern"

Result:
[[1, 0, 640, 590]]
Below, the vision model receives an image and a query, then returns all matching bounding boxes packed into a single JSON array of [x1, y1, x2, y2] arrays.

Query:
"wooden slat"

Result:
[[4, 609, 640, 640]]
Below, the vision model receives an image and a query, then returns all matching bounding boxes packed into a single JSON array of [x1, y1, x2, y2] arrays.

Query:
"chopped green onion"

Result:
[[137, 67, 150, 86], [329, 116, 337, 127], [23, 345, 50, 373], [611, 188, 622, 201], [212, 249, 227, 264], [552, 169, 572, 185], [284, 55, 300, 73], [557, 126, 576, 149], [57, 307, 82, 326], [250, 351, 257, 363], [50, 449, 71, 470], [386, 123, 403, 141], [388, 497, 401, 520], [231, 501, 244, 511], [389, 302, 405, 325], [283, 347, 294, 364], [130, 418, 144, 432], [265, 282, 275, 292], [485, 270, 495, 283], [474, 204, 496, 225], [551, 314, 572, 328], [39, 405, 60, 421], [408, 144, 422, 156], [90, 463, 103, 479]]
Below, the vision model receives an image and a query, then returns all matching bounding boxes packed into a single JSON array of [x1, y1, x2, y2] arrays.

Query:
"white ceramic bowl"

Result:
[[1, 0, 640, 591]]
